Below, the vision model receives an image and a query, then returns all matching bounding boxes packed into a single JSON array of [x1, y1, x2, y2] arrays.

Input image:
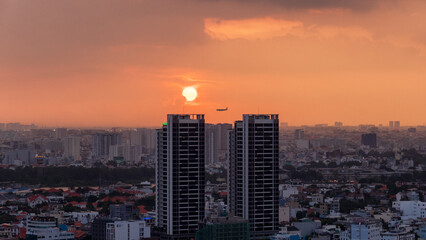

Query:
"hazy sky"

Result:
[[1, 0, 426, 127]]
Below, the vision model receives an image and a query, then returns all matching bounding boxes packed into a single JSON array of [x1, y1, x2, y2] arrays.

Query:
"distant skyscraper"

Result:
[[205, 123, 232, 165], [121, 144, 138, 164], [3, 149, 36, 165], [389, 121, 394, 128], [361, 133, 377, 148], [156, 114, 205, 239], [228, 114, 279, 239], [129, 128, 157, 153], [55, 128, 68, 139], [294, 129, 305, 139], [394, 121, 401, 128], [408, 128, 416, 133], [335, 122, 343, 127], [280, 122, 288, 128], [63, 136, 81, 161], [93, 133, 122, 158]]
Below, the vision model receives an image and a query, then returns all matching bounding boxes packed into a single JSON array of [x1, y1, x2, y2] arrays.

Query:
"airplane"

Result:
[[216, 107, 228, 111]]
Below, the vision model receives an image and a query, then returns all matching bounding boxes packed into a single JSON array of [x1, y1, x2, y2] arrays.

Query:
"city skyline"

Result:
[[1, 0, 426, 126], [0, 119, 423, 129]]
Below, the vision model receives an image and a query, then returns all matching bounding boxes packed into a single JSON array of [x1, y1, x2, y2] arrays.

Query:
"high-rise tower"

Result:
[[205, 123, 232, 165], [92, 133, 122, 158], [155, 114, 205, 239], [228, 114, 279, 239], [63, 136, 81, 161]]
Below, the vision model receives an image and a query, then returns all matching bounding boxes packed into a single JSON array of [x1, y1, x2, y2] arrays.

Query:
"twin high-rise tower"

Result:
[[155, 114, 279, 240], [156, 114, 206, 239], [228, 114, 280, 239]]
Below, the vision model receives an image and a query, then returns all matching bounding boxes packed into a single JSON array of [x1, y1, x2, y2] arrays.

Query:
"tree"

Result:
[[88, 195, 98, 203], [339, 199, 364, 213], [86, 202, 95, 211], [296, 211, 306, 219], [0, 214, 17, 224], [135, 196, 155, 211], [100, 204, 110, 216], [63, 204, 77, 212]]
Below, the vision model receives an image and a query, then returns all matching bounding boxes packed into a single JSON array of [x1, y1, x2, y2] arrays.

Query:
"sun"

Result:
[[182, 86, 197, 102]]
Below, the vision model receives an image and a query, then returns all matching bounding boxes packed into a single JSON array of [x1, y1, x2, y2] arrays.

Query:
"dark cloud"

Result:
[[203, 0, 383, 11], [0, 0, 207, 68]]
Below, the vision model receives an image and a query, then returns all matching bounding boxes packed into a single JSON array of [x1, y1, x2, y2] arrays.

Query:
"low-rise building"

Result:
[[340, 220, 382, 240], [26, 216, 74, 240], [195, 215, 250, 240], [392, 200, 426, 219], [381, 230, 415, 240], [106, 220, 150, 240]]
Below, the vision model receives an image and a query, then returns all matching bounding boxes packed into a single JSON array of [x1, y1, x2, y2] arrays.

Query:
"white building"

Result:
[[106, 220, 151, 240], [381, 231, 415, 240], [279, 206, 290, 223], [26, 216, 74, 240], [280, 185, 299, 199], [392, 200, 426, 219], [341, 221, 382, 240], [63, 136, 81, 161], [27, 195, 48, 208], [69, 211, 99, 224]]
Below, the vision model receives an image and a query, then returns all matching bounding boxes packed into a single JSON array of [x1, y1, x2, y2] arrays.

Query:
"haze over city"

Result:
[[1, 0, 426, 127]]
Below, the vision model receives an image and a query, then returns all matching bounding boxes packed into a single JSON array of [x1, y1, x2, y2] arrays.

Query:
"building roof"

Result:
[[27, 195, 47, 202]]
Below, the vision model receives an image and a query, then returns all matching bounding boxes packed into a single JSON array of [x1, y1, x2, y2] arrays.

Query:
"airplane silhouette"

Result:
[[216, 107, 228, 111]]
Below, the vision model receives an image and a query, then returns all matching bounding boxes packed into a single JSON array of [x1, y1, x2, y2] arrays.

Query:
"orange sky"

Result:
[[1, 0, 426, 127]]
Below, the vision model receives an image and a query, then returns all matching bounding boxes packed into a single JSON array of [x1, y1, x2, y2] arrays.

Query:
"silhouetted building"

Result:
[[394, 121, 401, 128], [408, 128, 416, 133], [389, 121, 394, 128], [361, 133, 377, 148], [228, 114, 279, 239], [335, 122, 343, 127], [294, 129, 304, 140], [91, 217, 114, 240], [155, 114, 205, 239], [55, 128, 68, 139]]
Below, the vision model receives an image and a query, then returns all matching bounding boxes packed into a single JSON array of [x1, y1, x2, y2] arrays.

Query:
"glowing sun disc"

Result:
[[182, 87, 197, 101]]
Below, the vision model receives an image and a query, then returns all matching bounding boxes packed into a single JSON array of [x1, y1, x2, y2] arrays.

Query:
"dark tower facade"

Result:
[[156, 114, 205, 239], [228, 114, 279, 239]]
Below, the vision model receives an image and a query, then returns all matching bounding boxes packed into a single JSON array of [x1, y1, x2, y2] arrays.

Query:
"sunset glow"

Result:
[[182, 87, 198, 102], [1, 0, 426, 127]]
